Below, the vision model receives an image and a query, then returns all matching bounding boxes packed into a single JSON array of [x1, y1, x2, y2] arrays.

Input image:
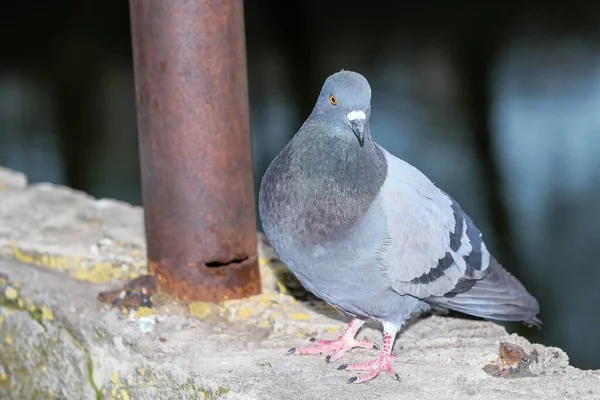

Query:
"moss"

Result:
[[191, 381, 230, 400], [196, 385, 230, 400], [0, 322, 47, 398], [0, 284, 100, 399], [0, 289, 46, 331], [28, 307, 46, 329], [71, 336, 101, 400], [215, 386, 230, 396]]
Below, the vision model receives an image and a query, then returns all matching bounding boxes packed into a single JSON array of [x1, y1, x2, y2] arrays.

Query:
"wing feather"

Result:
[[377, 146, 540, 325]]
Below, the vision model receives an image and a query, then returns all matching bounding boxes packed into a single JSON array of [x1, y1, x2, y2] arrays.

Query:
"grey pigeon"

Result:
[[258, 70, 541, 384]]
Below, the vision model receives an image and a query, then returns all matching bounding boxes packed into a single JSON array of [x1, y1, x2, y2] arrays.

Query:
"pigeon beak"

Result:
[[350, 120, 365, 147], [347, 111, 366, 147]]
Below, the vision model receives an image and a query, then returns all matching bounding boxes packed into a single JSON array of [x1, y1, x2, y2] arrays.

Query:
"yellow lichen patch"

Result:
[[258, 257, 271, 266], [189, 302, 212, 318], [287, 312, 310, 321], [5, 335, 13, 344], [199, 391, 208, 400], [0, 182, 6, 190], [259, 294, 279, 309], [264, 293, 279, 301], [4, 287, 18, 300], [82, 262, 120, 283], [0, 315, 4, 324], [236, 306, 254, 319], [0, 373, 7, 381], [270, 311, 282, 319], [9, 243, 147, 284], [17, 298, 24, 309], [258, 319, 271, 328], [10, 244, 36, 264], [324, 326, 338, 334], [295, 332, 306, 338], [41, 306, 54, 320], [54, 256, 69, 270], [121, 389, 130, 400], [133, 307, 154, 319], [111, 371, 120, 384]]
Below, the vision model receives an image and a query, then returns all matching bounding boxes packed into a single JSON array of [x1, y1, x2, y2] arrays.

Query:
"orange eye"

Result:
[[329, 94, 337, 106]]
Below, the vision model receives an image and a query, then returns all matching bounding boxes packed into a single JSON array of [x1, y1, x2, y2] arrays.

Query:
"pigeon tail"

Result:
[[430, 257, 542, 327]]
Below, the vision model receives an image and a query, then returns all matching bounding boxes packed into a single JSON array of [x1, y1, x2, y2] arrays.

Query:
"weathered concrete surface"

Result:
[[0, 168, 291, 294], [1, 166, 599, 399], [2, 260, 600, 400]]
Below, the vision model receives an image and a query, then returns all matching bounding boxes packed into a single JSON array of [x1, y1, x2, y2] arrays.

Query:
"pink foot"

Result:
[[287, 319, 378, 363], [338, 330, 401, 383]]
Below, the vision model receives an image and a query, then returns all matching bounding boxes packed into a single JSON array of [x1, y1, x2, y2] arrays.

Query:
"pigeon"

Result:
[[258, 70, 541, 384]]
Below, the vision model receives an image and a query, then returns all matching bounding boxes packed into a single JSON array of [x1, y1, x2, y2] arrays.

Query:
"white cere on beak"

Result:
[[347, 110, 366, 121]]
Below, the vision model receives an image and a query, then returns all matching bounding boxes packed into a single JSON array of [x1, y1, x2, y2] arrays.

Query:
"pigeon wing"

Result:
[[376, 147, 541, 325]]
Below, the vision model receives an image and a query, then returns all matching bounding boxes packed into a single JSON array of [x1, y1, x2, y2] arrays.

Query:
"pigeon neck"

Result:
[[261, 126, 387, 244]]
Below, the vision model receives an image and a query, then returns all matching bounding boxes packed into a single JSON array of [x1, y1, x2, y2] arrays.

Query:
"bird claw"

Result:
[[347, 372, 401, 384], [289, 335, 378, 362], [342, 353, 398, 384]]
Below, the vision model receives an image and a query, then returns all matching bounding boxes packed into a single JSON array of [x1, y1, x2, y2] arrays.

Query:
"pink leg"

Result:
[[338, 329, 400, 384], [287, 319, 379, 363]]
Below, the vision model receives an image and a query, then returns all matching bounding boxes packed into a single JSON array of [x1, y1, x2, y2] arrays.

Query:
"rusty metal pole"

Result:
[[129, 0, 261, 302]]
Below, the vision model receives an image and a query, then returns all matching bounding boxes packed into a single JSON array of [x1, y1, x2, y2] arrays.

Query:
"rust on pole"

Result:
[[129, 0, 261, 302]]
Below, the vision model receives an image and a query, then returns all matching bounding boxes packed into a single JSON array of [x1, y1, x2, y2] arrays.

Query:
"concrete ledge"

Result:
[[0, 168, 293, 295], [1, 166, 599, 400]]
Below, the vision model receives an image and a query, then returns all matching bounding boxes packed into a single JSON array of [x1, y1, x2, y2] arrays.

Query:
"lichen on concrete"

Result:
[[0, 279, 97, 399]]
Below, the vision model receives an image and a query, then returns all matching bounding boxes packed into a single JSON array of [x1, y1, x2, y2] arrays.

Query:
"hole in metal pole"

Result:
[[205, 256, 249, 268]]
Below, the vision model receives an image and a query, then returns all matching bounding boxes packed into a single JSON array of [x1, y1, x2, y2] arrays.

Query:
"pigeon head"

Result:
[[312, 70, 372, 147]]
